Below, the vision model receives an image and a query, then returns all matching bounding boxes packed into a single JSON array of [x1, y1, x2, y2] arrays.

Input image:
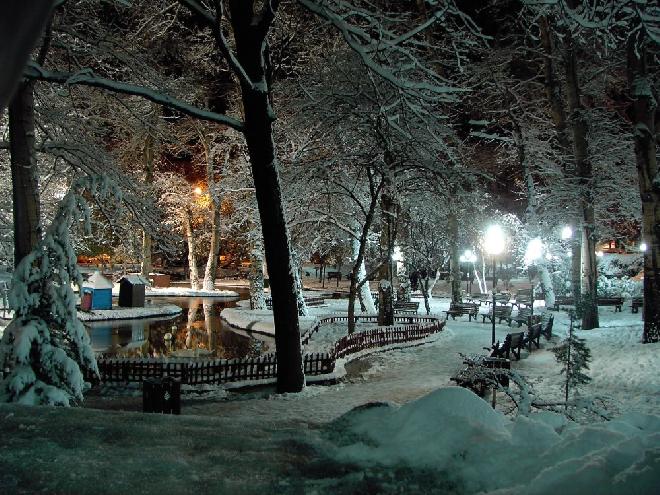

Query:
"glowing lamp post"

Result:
[[460, 249, 477, 294], [525, 238, 544, 318], [640, 242, 648, 252], [484, 225, 506, 345]]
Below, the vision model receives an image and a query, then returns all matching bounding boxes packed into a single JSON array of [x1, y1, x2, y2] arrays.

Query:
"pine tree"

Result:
[[0, 178, 107, 406], [552, 311, 592, 407]]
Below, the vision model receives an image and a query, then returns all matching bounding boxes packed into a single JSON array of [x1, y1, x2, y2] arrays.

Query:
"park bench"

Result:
[[466, 293, 490, 306], [507, 309, 542, 328], [486, 331, 525, 361], [508, 307, 531, 327], [444, 302, 479, 321], [304, 296, 326, 307], [266, 295, 326, 310], [524, 321, 543, 351], [393, 301, 419, 314], [482, 305, 512, 324], [540, 313, 554, 340], [598, 296, 623, 312], [631, 296, 643, 313], [326, 271, 341, 281], [485, 293, 511, 306], [450, 355, 510, 396], [552, 296, 575, 311], [511, 294, 533, 310]]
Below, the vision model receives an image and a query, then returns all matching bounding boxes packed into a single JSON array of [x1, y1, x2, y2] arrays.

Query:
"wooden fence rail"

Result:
[[90, 352, 334, 385], [333, 320, 445, 359]]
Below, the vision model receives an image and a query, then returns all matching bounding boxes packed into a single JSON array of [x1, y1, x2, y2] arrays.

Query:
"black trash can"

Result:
[[143, 376, 181, 415]]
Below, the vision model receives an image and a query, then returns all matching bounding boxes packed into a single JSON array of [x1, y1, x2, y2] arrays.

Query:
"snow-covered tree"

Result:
[[0, 177, 109, 406], [552, 311, 592, 407]]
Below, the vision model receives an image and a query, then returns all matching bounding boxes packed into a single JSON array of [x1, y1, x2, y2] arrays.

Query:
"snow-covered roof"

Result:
[[82, 271, 113, 290], [119, 274, 150, 286]]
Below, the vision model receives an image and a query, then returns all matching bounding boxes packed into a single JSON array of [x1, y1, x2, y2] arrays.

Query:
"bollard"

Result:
[[143, 377, 181, 414]]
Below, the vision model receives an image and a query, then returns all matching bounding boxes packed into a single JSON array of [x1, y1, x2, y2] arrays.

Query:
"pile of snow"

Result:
[[325, 387, 660, 494]]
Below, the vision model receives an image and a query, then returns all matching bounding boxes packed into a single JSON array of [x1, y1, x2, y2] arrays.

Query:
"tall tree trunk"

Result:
[[8, 81, 40, 267], [248, 242, 266, 310], [183, 208, 200, 290], [564, 34, 598, 329], [378, 176, 396, 326], [627, 40, 660, 343], [203, 141, 223, 291], [348, 191, 378, 333], [229, 1, 304, 392], [292, 255, 308, 316], [141, 132, 156, 278], [448, 212, 461, 303], [511, 102, 556, 309], [540, 16, 582, 311]]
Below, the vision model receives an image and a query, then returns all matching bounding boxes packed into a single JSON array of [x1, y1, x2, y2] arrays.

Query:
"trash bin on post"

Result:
[[80, 288, 93, 312], [143, 377, 181, 414]]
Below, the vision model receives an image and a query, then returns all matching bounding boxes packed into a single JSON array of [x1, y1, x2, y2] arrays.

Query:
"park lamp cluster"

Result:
[[484, 224, 505, 257], [460, 249, 477, 264], [525, 237, 544, 266]]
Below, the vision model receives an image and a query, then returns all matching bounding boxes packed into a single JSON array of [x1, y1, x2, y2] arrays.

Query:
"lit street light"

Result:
[[484, 225, 506, 345], [640, 242, 648, 252], [524, 237, 544, 319], [524, 237, 544, 266], [561, 226, 573, 240], [459, 249, 477, 294]]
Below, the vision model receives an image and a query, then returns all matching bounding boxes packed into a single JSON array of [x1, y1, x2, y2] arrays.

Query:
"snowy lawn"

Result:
[[1, 295, 658, 494], [110, 286, 239, 298], [76, 303, 183, 322]]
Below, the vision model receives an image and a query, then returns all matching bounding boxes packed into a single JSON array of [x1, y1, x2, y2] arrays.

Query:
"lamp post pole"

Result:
[[484, 225, 505, 346], [492, 255, 496, 345]]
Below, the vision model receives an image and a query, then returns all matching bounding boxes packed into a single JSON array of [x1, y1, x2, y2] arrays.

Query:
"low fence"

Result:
[[302, 314, 441, 344], [333, 321, 444, 359], [90, 352, 334, 385], [89, 314, 444, 386]]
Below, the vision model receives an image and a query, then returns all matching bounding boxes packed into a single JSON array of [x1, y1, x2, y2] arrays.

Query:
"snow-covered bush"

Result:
[[551, 268, 572, 296], [597, 274, 641, 298], [0, 177, 114, 406], [598, 254, 643, 278]]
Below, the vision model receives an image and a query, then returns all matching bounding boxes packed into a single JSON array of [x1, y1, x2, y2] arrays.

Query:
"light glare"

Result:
[[484, 225, 505, 255]]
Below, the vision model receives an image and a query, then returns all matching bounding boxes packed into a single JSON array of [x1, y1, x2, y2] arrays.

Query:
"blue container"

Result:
[[91, 288, 112, 310]]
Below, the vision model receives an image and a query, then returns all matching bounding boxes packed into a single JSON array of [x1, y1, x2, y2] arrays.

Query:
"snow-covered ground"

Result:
[[110, 286, 239, 298], [76, 303, 183, 322], [1, 294, 658, 494]]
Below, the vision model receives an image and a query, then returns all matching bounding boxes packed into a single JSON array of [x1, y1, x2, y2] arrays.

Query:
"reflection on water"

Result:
[[85, 288, 273, 360]]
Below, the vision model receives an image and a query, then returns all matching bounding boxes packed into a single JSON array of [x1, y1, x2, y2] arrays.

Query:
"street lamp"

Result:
[[525, 238, 544, 318], [640, 242, 648, 252], [484, 225, 506, 345], [460, 249, 477, 294], [561, 226, 573, 240]]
